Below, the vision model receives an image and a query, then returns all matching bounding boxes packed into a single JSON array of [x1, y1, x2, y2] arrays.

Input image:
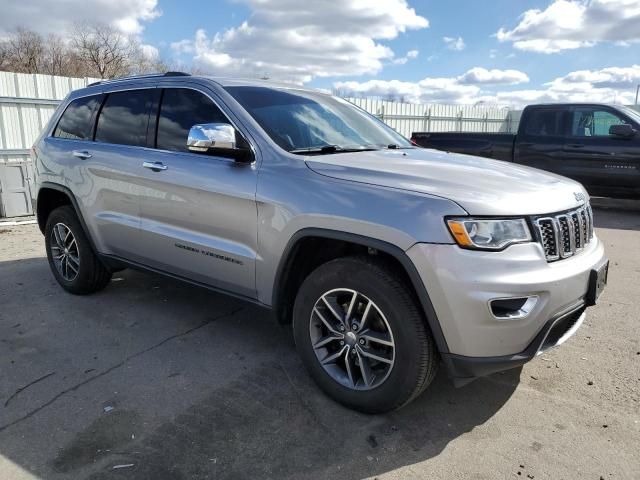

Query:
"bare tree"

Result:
[[0, 40, 10, 70], [70, 23, 137, 78], [0, 25, 169, 78], [6, 28, 44, 73], [41, 34, 74, 76]]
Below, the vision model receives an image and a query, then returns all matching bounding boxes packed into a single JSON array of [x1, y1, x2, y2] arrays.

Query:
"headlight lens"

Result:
[[446, 218, 532, 250]]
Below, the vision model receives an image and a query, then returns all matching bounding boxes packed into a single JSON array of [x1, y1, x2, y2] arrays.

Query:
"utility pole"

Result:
[[636, 84, 639, 105]]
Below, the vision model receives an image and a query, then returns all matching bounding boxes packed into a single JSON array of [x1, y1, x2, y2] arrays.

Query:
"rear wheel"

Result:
[[293, 256, 438, 413], [45, 206, 112, 295]]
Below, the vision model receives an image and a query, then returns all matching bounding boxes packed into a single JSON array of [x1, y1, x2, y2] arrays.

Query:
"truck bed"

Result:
[[411, 132, 516, 162]]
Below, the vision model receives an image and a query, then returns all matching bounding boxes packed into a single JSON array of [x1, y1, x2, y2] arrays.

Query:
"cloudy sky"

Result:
[[1, 0, 639, 106]]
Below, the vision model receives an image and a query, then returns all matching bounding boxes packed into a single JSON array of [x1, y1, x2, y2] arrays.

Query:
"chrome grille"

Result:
[[534, 204, 594, 262]]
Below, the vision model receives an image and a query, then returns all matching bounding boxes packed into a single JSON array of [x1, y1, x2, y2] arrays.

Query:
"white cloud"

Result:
[[0, 0, 160, 36], [335, 66, 528, 104], [458, 67, 530, 85], [173, 0, 428, 83], [443, 36, 465, 51], [336, 76, 481, 104], [335, 67, 529, 103], [334, 65, 640, 107], [392, 49, 420, 65], [140, 44, 159, 60], [497, 0, 640, 53], [551, 65, 640, 89]]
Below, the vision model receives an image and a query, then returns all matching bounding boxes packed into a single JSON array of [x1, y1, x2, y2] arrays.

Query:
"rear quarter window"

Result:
[[53, 95, 101, 140]]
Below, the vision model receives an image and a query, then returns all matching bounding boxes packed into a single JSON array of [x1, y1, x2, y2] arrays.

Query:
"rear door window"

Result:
[[524, 109, 565, 137], [53, 95, 101, 140], [95, 89, 154, 147], [156, 88, 229, 152]]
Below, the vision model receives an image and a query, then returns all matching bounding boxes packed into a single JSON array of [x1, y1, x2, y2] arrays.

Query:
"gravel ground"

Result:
[[0, 200, 638, 480]]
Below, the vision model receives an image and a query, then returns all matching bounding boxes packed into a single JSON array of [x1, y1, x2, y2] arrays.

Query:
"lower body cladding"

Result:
[[407, 237, 608, 385]]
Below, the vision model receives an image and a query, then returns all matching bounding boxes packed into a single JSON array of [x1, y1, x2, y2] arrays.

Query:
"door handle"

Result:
[[566, 144, 585, 148], [72, 150, 92, 160], [143, 161, 168, 171]]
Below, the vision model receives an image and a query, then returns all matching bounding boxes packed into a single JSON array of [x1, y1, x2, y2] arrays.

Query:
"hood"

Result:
[[305, 148, 587, 216]]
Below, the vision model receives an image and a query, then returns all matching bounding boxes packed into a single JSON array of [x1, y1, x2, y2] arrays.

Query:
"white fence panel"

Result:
[[0, 72, 99, 217], [0, 72, 100, 165], [345, 97, 516, 137]]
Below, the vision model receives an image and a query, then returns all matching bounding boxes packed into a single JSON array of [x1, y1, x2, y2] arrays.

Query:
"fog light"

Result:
[[489, 296, 538, 320]]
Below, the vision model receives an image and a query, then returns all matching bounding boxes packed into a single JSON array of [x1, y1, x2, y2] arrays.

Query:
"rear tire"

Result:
[[45, 206, 112, 295], [293, 256, 438, 413]]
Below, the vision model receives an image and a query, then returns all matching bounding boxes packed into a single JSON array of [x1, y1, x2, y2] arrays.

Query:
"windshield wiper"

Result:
[[386, 143, 415, 149], [289, 145, 380, 155]]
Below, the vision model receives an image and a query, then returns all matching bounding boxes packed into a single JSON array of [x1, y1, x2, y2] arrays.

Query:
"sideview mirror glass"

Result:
[[188, 123, 237, 152], [609, 123, 636, 138]]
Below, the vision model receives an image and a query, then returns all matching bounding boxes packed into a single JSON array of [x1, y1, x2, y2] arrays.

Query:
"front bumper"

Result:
[[406, 236, 607, 380], [443, 303, 586, 386]]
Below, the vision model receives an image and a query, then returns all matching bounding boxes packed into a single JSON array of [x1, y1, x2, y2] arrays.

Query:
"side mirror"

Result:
[[609, 123, 636, 138], [187, 123, 253, 161]]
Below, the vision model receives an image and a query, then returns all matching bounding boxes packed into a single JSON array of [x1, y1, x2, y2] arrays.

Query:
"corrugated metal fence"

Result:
[[0, 72, 99, 217], [346, 98, 518, 137]]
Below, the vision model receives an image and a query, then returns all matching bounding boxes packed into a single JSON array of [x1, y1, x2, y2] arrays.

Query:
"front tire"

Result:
[[45, 206, 112, 295], [293, 256, 438, 413]]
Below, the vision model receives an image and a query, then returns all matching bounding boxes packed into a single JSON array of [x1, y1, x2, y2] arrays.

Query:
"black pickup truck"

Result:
[[411, 103, 640, 198]]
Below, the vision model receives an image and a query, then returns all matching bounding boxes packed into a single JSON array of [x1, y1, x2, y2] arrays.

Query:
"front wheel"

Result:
[[293, 256, 438, 413]]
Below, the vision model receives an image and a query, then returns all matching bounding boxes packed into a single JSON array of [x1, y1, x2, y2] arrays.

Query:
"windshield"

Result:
[[620, 106, 640, 125], [225, 86, 413, 153]]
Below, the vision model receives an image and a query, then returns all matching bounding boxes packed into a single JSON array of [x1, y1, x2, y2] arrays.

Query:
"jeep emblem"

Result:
[[574, 192, 585, 203]]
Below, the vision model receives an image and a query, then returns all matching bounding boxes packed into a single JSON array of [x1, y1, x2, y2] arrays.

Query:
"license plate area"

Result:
[[587, 260, 609, 306]]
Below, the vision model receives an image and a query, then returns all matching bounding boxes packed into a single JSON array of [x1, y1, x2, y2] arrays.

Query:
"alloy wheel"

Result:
[[50, 222, 80, 281], [309, 288, 395, 391]]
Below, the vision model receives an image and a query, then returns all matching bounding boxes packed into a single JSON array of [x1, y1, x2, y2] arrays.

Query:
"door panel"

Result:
[[562, 107, 640, 191], [136, 149, 258, 297], [42, 88, 157, 258], [135, 86, 259, 298], [514, 108, 567, 176], [74, 142, 147, 259], [0, 161, 33, 217]]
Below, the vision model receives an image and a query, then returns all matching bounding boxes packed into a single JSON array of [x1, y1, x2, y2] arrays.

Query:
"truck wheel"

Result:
[[293, 256, 438, 413], [44, 206, 112, 295]]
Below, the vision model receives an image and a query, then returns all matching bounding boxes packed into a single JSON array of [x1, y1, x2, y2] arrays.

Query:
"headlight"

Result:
[[446, 218, 532, 250]]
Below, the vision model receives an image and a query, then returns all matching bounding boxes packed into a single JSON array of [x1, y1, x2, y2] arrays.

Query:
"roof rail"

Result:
[[87, 71, 191, 87]]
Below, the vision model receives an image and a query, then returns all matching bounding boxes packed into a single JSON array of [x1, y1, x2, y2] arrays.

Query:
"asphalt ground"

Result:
[[0, 199, 638, 479]]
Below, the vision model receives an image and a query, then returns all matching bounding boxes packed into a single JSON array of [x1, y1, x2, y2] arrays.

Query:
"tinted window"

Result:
[[524, 109, 565, 137], [156, 89, 228, 152], [53, 95, 100, 140], [95, 90, 153, 147], [571, 108, 628, 137], [226, 86, 412, 152]]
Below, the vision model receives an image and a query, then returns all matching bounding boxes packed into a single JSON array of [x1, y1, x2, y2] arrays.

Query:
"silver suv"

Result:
[[32, 73, 609, 413]]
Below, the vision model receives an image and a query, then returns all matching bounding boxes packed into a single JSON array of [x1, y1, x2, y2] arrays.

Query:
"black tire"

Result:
[[293, 256, 438, 413], [45, 205, 112, 295]]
